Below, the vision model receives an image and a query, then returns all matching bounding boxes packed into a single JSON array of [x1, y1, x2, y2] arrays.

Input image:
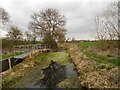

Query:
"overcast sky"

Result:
[[0, 0, 115, 40]]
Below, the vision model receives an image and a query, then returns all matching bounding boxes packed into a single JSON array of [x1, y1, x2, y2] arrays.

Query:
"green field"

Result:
[[77, 41, 119, 67], [85, 51, 120, 67], [78, 41, 98, 48]]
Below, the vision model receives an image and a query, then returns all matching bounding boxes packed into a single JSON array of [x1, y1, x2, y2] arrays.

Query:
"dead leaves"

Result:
[[64, 43, 119, 88]]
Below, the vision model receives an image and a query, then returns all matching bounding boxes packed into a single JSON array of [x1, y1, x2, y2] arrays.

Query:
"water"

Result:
[[34, 60, 67, 88], [15, 60, 80, 88], [34, 60, 79, 88]]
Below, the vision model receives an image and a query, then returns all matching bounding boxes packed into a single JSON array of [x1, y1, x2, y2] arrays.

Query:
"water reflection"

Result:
[[34, 60, 67, 88]]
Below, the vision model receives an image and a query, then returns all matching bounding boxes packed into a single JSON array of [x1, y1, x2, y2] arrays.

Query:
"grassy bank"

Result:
[[33, 51, 70, 66], [0, 52, 23, 60], [2, 60, 35, 88], [2, 51, 71, 88], [64, 43, 118, 88], [0, 55, 12, 60], [77, 41, 119, 67]]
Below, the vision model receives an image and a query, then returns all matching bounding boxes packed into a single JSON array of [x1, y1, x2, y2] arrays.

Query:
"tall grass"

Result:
[[77, 40, 119, 67], [85, 51, 120, 67]]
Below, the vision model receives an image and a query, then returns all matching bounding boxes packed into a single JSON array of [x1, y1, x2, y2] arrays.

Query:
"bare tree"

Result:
[[6, 25, 22, 40], [94, 1, 119, 40], [105, 2, 119, 40], [102, 1, 119, 40], [0, 7, 10, 25], [25, 30, 38, 44], [94, 15, 101, 40], [25, 31, 33, 42], [0, 7, 10, 38], [29, 8, 67, 50]]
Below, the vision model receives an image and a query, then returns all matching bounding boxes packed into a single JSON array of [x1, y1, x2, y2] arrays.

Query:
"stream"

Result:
[[34, 60, 79, 88], [14, 60, 81, 88]]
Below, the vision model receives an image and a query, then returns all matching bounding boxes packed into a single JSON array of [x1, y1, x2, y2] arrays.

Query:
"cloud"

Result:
[[0, 0, 112, 40]]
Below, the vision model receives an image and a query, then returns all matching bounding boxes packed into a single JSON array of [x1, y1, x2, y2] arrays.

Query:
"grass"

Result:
[[78, 40, 119, 50], [77, 41, 120, 67], [85, 51, 120, 67], [2, 76, 22, 88], [78, 41, 98, 49], [2, 60, 35, 88], [0, 54, 13, 60], [65, 43, 119, 88], [33, 51, 70, 67], [0, 52, 24, 60], [2, 51, 70, 88]]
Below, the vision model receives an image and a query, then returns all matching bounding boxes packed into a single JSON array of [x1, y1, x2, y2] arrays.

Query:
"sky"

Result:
[[0, 0, 115, 40]]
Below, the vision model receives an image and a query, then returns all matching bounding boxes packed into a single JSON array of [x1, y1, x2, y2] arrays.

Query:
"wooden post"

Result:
[[8, 58, 12, 70], [29, 51, 32, 59]]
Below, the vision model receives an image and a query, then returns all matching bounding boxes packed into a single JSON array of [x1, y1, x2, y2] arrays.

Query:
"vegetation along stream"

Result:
[[9, 51, 82, 88]]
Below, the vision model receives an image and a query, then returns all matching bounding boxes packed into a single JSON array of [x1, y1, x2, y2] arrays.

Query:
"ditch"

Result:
[[3, 51, 83, 89]]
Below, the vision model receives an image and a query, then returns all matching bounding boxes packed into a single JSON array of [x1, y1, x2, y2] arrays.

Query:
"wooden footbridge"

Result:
[[0, 44, 51, 73], [13, 44, 51, 59]]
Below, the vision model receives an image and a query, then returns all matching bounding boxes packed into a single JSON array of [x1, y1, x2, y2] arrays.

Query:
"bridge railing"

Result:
[[13, 44, 51, 54], [0, 44, 51, 73]]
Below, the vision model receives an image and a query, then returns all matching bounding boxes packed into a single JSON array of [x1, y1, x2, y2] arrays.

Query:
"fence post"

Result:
[[8, 58, 12, 70]]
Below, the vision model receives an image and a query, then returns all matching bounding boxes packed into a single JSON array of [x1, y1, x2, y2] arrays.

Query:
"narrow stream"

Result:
[[34, 60, 79, 88], [15, 60, 81, 88], [34, 60, 67, 88]]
